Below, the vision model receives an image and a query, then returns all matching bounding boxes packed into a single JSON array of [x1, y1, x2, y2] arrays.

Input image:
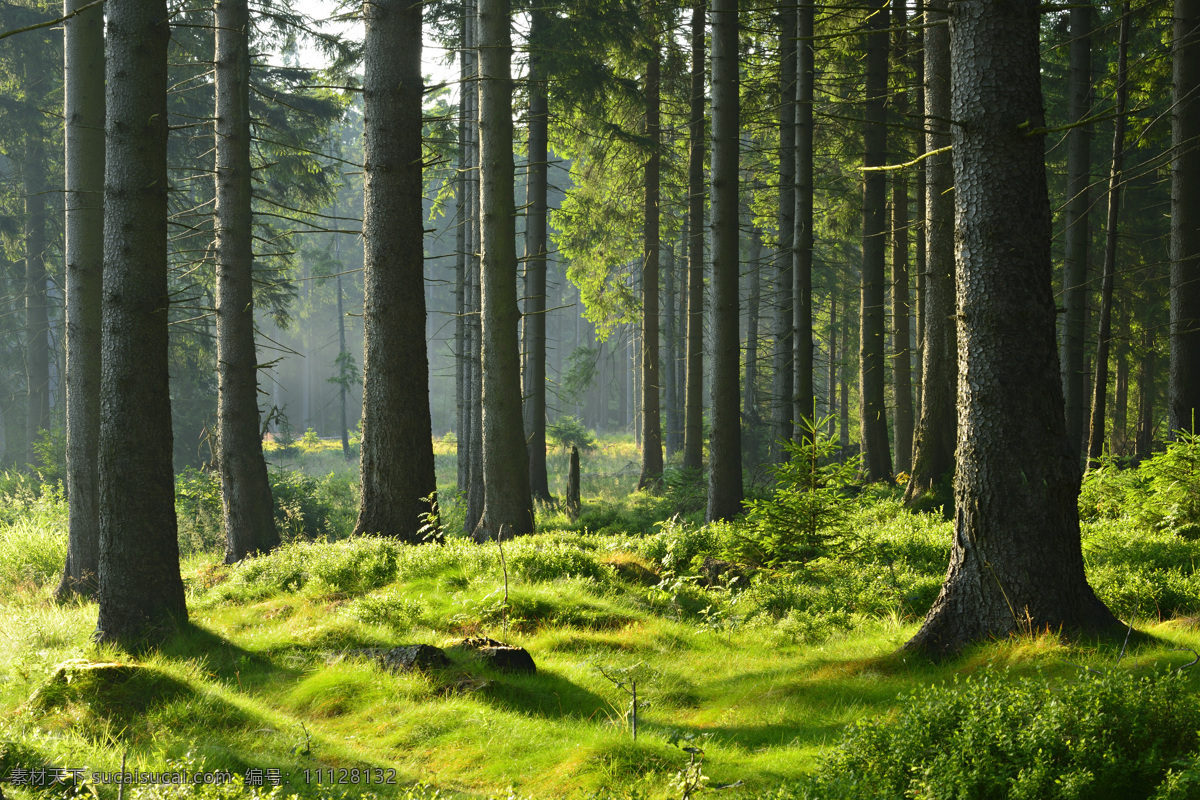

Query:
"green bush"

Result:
[[639, 517, 723, 577], [0, 484, 67, 590], [799, 669, 1200, 800], [546, 415, 596, 452], [1079, 432, 1200, 537]]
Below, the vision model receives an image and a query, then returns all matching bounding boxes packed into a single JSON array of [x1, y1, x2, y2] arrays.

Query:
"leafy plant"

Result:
[[726, 416, 860, 568], [546, 415, 597, 452]]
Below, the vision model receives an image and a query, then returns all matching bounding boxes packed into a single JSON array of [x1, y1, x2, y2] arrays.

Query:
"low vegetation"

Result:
[[2, 434, 1200, 798]]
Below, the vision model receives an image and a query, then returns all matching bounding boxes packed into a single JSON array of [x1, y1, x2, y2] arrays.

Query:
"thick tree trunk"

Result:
[[904, 4, 955, 505], [1060, 2, 1093, 460], [793, 0, 815, 441], [96, 0, 188, 643], [524, 6, 551, 500], [707, 0, 743, 521], [1086, 3, 1130, 466], [772, 3, 796, 460], [906, 0, 1119, 656], [473, 0, 535, 540], [216, 0, 279, 561], [859, 0, 892, 483], [354, 0, 437, 542], [59, 0, 104, 599], [683, 1, 706, 472], [639, 46, 664, 490], [1171, 0, 1200, 436]]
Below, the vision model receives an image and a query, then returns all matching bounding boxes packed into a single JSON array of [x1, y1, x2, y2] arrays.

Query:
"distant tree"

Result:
[[682, 0, 705, 473], [58, 0, 104, 599], [906, 0, 1118, 654], [772, 1, 796, 460], [638, 33, 664, 491], [1171, 0, 1200, 437], [792, 0, 815, 442], [354, 0, 437, 542], [96, 0, 188, 643]]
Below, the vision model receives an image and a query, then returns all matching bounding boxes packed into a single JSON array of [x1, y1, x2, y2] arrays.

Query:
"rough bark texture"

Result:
[[859, 0, 892, 483], [216, 0, 279, 562], [639, 47, 664, 490], [1087, 4, 1129, 465], [354, 0, 438, 542], [473, 0, 535, 540], [904, 5, 956, 505], [707, 0, 743, 522], [1060, 1, 1092, 459], [59, 0, 105, 599], [96, 0, 188, 643], [793, 0, 815, 441], [682, 1, 706, 472], [905, 0, 1119, 656], [772, 3, 796, 460], [523, 5, 550, 500], [1171, 0, 1200, 437]]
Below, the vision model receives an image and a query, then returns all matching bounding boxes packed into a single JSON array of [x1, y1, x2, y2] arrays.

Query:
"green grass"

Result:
[[4, 442, 1200, 798]]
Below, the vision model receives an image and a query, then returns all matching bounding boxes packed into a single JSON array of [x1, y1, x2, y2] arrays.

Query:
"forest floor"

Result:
[[3, 435, 1200, 798]]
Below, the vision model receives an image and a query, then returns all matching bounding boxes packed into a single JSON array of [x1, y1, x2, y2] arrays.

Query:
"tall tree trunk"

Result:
[[1060, 1, 1092, 459], [859, 0, 892, 483], [906, 0, 1118, 655], [639, 45, 664, 489], [904, 2, 955, 505], [827, 288, 837, 421], [58, 0, 105, 599], [707, 0, 743, 521], [744, 227, 762, 424], [1136, 330, 1155, 457], [664, 242, 679, 457], [465, 2, 485, 532], [890, 0, 913, 475], [683, 0, 706, 472], [96, 0, 188, 643], [773, 2, 796, 460], [216, 0, 279, 561], [793, 0, 815, 441], [456, 3, 470, 490], [1171, 0, 1200, 436], [1086, 3, 1130, 466], [839, 290, 850, 453], [24, 127, 49, 465], [473, 0, 535, 540], [336, 271, 350, 459], [912, 0, 926, 421], [524, 5, 551, 500], [1114, 297, 1129, 450]]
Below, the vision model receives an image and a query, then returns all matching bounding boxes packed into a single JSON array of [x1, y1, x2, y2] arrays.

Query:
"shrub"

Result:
[[0, 484, 67, 590], [546, 415, 596, 452]]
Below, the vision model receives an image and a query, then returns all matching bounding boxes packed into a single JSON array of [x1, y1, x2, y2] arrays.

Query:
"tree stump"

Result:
[[566, 445, 581, 520]]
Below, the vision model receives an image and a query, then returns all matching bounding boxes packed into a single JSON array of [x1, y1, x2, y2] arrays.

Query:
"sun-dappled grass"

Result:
[[7, 438, 1200, 796]]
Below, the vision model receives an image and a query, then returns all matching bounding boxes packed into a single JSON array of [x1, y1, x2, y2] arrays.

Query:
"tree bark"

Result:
[[1171, 0, 1200, 437], [904, 2, 955, 505], [664, 241, 680, 456], [473, 0, 535, 540], [524, 5, 550, 500], [58, 0, 105, 599], [683, 0, 706, 472], [354, 0, 438, 542], [216, 0, 279, 562], [859, 0, 892, 483], [773, 2, 796, 460], [1060, 1, 1092, 460], [906, 0, 1119, 656], [793, 0, 815, 442], [455, 2, 470, 490], [96, 0, 188, 644], [890, 0, 913, 475], [639, 45, 664, 490], [706, 0, 743, 521], [1086, 3, 1130, 466]]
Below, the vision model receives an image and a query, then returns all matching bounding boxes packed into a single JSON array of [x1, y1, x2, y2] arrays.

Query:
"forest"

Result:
[[2, 0, 1200, 795]]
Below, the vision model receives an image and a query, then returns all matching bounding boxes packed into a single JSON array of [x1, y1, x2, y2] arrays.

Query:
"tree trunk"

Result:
[[859, 0, 892, 483], [912, 0, 926, 422], [683, 0, 706, 472], [465, 2, 485, 532], [773, 2, 796, 460], [1171, 0, 1200, 437], [1060, 1, 1092, 460], [215, 0, 279, 561], [1136, 330, 1155, 457], [664, 242, 679, 457], [639, 46, 664, 490], [1086, 3, 1130, 466], [96, 0, 188, 643], [59, 0, 104, 599], [356, 0, 437, 542], [473, 0, 535, 540], [707, 0, 743, 521], [890, 0, 913, 475], [793, 0, 815, 441], [524, 5, 551, 500], [839, 289, 850, 453], [904, 2, 955, 505], [906, 0, 1119, 656], [455, 2, 470, 490], [744, 227, 762, 424]]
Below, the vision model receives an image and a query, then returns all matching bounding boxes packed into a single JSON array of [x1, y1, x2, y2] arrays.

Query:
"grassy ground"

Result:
[[2, 437, 1200, 798]]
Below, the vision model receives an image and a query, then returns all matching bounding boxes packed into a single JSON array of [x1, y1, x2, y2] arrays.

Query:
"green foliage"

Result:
[[799, 670, 1200, 800], [726, 418, 861, 568], [1080, 432, 1200, 537], [546, 415, 597, 452], [30, 425, 66, 486], [0, 482, 66, 590], [661, 467, 706, 518], [560, 348, 600, 405]]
